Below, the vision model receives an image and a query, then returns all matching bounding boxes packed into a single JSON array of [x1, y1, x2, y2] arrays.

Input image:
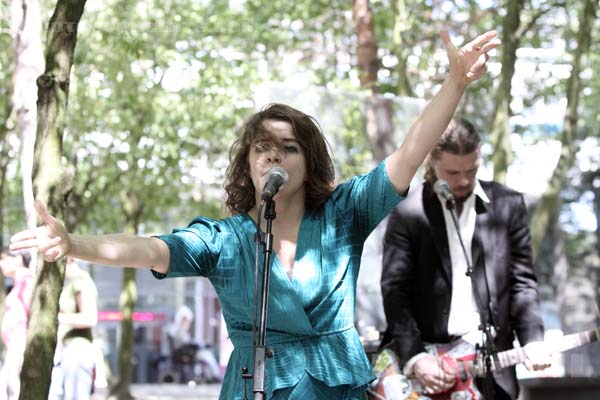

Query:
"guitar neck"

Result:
[[491, 327, 600, 371]]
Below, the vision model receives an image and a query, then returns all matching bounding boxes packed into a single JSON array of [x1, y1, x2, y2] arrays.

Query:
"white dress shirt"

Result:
[[442, 179, 489, 345]]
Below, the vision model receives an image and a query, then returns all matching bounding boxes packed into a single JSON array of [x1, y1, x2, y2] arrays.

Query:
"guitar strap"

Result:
[[470, 193, 501, 400]]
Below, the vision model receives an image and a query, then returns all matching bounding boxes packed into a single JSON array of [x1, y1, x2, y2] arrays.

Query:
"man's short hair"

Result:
[[424, 117, 481, 184]]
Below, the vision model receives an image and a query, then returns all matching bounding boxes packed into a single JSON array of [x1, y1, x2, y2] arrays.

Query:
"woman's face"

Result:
[[248, 119, 307, 205]]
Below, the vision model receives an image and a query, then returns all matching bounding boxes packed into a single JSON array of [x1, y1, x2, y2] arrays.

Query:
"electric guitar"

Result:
[[367, 327, 600, 400]]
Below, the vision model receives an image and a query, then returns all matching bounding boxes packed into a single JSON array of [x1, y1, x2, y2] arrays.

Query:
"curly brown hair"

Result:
[[423, 117, 481, 184], [224, 104, 335, 215]]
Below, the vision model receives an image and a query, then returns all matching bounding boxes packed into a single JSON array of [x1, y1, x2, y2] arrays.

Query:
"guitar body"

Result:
[[428, 340, 481, 400], [368, 327, 600, 400], [368, 341, 483, 400], [368, 348, 422, 400]]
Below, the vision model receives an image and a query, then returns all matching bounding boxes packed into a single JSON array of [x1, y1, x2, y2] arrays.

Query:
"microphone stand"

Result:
[[444, 197, 498, 400], [251, 198, 276, 400]]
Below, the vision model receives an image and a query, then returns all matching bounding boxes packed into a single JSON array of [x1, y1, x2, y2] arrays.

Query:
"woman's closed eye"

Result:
[[284, 145, 299, 153], [254, 143, 271, 153]]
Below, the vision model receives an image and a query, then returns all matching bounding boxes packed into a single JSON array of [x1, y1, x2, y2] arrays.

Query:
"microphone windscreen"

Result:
[[433, 179, 450, 196], [267, 166, 288, 184]]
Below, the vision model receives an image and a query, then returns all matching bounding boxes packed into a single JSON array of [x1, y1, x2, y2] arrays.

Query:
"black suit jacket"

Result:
[[380, 180, 544, 399]]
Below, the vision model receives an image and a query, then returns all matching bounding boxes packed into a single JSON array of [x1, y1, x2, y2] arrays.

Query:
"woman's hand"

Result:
[[9, 199, 71, 262], [442, 29, 501, 85]]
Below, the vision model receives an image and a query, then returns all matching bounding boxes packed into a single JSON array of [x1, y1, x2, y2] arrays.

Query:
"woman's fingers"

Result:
[[10, 224, 63, 254], [34, 198, 56, 226], [45, 248, 61, 262], [9, 228, 36, 242], [38, 236, 63, 254], [467, 30, 500, 51], [440, 30, 459, 64], [479, 38, 501, 54], [8, 199, 71, 262], [440, 29, 500, 85], [439, 29, 453, 49], [443, 29, 500, 56], [466, 52, 490, 82], [10, 199, 59, 248], [9, 232, 43, 251]]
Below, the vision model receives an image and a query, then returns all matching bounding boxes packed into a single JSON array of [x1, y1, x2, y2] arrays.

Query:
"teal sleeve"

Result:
[[331, 159, 406, 239], [151, 217, 223, 279]]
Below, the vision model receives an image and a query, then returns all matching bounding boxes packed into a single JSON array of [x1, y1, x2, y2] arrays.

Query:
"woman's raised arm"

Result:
[[386, 30, 500, 194]]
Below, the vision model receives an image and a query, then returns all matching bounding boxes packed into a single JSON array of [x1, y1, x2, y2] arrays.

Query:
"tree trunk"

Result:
[[108, 268, 137, 400], [529, 0, 597, 258], [19, 1, 86, 399], [490, 0, 523, 184], [108, 191, 142, 400], [352, 0, 396, 163], [10, 0, 44, 249], [353, 0, 378, 89], [392, 0, 415, 97], [366, 96, 396, 163]]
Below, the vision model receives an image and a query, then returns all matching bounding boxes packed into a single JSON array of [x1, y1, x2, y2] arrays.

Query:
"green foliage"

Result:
[[58, 0, 373, 233], [563, 230, 597, 270], [337, 100, 372, 180], [63, 0, 262, 231], [0, 0, 597, 251]]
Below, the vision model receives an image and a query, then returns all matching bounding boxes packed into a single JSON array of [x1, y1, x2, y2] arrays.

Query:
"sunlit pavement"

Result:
[[92, 383, 221, 399]]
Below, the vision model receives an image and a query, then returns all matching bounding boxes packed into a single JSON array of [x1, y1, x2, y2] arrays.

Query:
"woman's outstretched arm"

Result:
[[9, 199, 170, 274]]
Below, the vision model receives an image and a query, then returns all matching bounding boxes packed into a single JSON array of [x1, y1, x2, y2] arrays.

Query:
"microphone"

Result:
[[433, 179, 455, 209], [261, 167, 288, 201]]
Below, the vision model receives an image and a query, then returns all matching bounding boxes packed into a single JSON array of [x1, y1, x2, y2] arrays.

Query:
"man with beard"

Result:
[[379, 117, 551, 399]]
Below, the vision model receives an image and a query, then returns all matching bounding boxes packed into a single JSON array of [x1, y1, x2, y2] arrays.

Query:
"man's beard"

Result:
[[454, 189, 474, 205]]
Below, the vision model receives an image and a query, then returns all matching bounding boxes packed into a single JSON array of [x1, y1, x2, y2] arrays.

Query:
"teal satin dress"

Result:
[[153, 160, 404, 399]]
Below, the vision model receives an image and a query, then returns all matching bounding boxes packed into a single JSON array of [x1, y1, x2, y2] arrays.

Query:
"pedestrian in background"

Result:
[[48, 257, 98, 400], [0, 247, 34, 400]]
